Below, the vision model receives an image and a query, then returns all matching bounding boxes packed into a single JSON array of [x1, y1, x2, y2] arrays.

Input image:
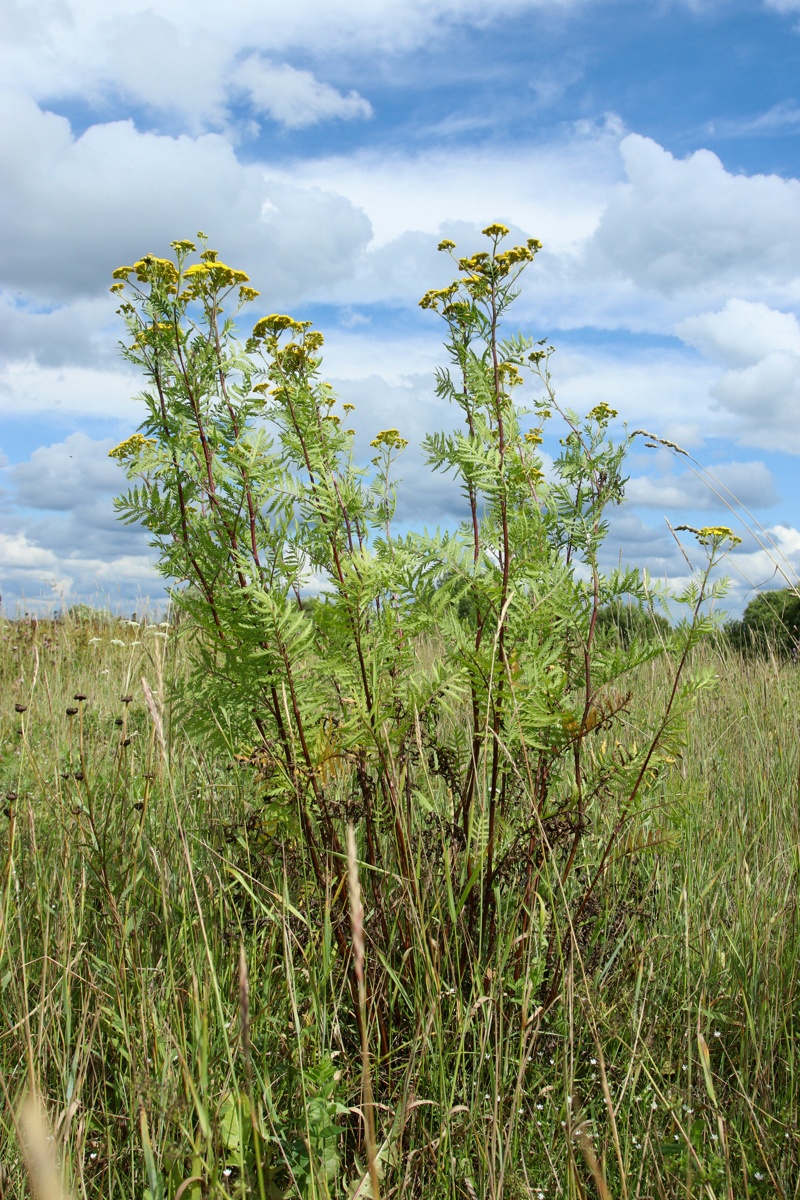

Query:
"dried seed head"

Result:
[[73, 693, 87, 702], [121, 695, 133, 705], [5, 791, 17, 802], [14, 703, 27, 713], [66, 707, 79, 717]]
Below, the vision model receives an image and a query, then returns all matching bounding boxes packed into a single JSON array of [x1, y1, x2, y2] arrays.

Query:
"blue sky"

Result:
[[1, 0, 800, 613]]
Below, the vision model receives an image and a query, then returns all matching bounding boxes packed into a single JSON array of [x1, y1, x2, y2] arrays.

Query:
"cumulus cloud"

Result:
[[728, 524, 800, 595], [676, 299, 800, 367], [675, 301, 800, 452], [0, 91, 372, 301], [625, 459, 779, 511], [0, 0, 588, 133], [0, 433, 160, 611], [235, 57, 372, 128], [587, 135, 800, 300], [0, 360, 141, 421]]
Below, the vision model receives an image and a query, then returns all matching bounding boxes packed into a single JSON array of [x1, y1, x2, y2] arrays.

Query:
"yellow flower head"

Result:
[[419, 285, 457, 311], [185, 261, 248, 290], [238, 286, 260, 303], [252, 313, 304, 338], [342, 403, 355, 412], [587, 403, 618, 424], [458, 252, 489, 273], [170, 239, 196, 255], [109, 282, 125, 294], [437, 238, 456, 252], [111, 266, 134, 281], [133, 256, 179, 285], [304, 330, 324, 352], [482, 223, 509, 239], [370, 428, 408, 451], [697, 525, 742, 547], [498, 362, 523, 386], [200, 249, 218, 262], [108, 433, 155, 460], [524, 429, 543, 446], [676, 524, 742, 548]]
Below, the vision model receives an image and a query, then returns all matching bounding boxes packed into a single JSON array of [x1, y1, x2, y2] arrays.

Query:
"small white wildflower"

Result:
[[536, 1103, 544, 1110], [651, 1101, 658, 1110], [223, 1167, 232, 1177], [590, 1057, 597, 1065], [110, 638, 125, 646], [713, 1030, 721, 1038], [754, 1172, 765, 1181], [88, 637, 101, 644]]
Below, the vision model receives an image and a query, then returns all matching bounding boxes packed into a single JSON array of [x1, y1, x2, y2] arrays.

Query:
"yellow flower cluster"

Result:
[[370, 428, 408, 451], [437, 238, 456, 252], [457, 252, 490, 272], [419, 285, 458, 311], [170, 239, 197, 255], [239, 286, 260, 303], [498, 362, 523, 386], [524, 429, 544, 446], [587, 403, 618, 424], [676, 524, 742, 548], [252, 314, 306, 339], [697, 525, 742, 547], [133, 257, 179, 285], [183, 261, 250, 290], [108, 433, 155, 460], [482, 223, 510, 238]]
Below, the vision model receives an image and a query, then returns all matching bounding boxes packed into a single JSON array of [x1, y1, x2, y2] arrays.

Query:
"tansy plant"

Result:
[[111, 227, 732, 1070]]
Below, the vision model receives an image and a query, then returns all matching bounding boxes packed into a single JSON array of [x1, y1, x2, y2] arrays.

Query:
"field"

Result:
[[1, 610, 799, 1199]]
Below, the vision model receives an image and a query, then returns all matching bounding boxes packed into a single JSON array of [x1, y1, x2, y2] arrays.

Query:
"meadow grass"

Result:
[[1, 611, 798, 1199]]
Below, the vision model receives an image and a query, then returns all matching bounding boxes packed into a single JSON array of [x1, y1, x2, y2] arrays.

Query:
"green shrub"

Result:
[[725, 587, 800, 657]]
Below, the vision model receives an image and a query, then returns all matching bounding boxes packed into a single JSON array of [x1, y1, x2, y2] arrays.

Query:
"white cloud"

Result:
[[0, 360, 141, 421], [675, 301, 800, 452], [0, 90, 372, 301], [235, 57, 372, 129], [0, 0, 587, 130], [10, 432, 124, 509], [1, 433, 162, 611], [728, 524, 800, 594], [278, 128, 622, 255], [587, 135, 800, 300], [710, 352, 800, 452], [553, 347, 720, 444], [676, 299, 800, 367], [625, 459, 778, 511]]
